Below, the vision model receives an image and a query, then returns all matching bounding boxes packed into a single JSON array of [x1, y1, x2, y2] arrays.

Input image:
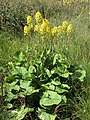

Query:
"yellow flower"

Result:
[[62, 21, 69, 30], [28, 23, 33, 30], [24, 25, 29, 36], [51, 27, 58, 36], [34, 25, 40, 32], [46, 26, 50, 33], [44, 18, 49, 25], [40, 21, 47, 35], [35, 11, 43, 24], [67, 24, 73, 34], [63, 0, 69, 4], [57, 25, 62, 35], [40, 20, 50, 35], [27, 15, 32, 25]]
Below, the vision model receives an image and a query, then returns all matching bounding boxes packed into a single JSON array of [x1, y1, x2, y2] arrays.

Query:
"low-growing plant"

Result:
[[3, 49, 86, 120]]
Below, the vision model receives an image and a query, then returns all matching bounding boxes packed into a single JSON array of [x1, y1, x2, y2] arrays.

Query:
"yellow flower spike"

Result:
[[40, 24, 46, 35], [46, 26, 50, 33], [35, 11, 43, 24], [34, 24, 40, 32], [57, 25, 62, 35], [44, 18, 49, 25], [67, 24, 73, 34], [51, 27, 58, 36], [63, 0, 70, 5], [24, 25, 29, 36], [28, 23, 33, 30], [27, 15, 32, 25], [62, 21, 69, 30], [40, 20, 48, 35]]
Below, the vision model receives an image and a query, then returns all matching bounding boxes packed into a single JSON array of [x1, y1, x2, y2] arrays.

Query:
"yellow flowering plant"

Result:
[[24, 15, 33, 36], [35, 11, 43, 24], [62, 21, 69, 30], [67, 24, 73, 34], [63, 0, 70, 5], [27, 15, 32, 25], [40, 19, 50, 35], [51, 27, 58, 37], [34, 24, 40, 32], [57, 25, 63, 35], [24, 11, 73, 38], [24, 25, 29, 36], [44, 18, 49, 26]]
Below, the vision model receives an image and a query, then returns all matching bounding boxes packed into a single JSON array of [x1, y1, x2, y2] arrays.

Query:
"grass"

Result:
[[0, 0, 90, 119]]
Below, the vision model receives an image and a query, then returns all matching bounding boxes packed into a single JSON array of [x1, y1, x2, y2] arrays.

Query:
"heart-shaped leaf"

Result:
[[40, 90, 61, 106]]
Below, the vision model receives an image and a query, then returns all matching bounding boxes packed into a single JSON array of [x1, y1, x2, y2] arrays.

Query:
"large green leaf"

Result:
[[40, 90, 61, 106], [51, 78, 61, 85], [61, 95, 67, 103], [61, 84, 70, 89], [61, 72, 71, 78], [79, 69, 86, 81], [20, 80, 30, 89], [11, 84, 20, 91], [53, 54, 59, 65], [49, 84, 55, 91], [55, 86, 68, 94], [6, 92, 17, 102], [11, 66, 27, 76], [54, 65, 71, 78], [73, 69, 86, 81], [28, 65, 36, 73], [13, 51, 25, 64], [26, 87, 39, 95], [44, 68, 51, 77], [16, 66, 27, 76], [42, 83, 55, 91], [16, 106, 29, 120], [53, 54, 62, 65], [6, 80, 20, 92], [38, 110, 56, 120], [19, 86, 39, 96], [7, 103, 13, 109]]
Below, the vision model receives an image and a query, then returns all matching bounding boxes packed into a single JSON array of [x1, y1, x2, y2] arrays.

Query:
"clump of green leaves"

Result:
[[4, 50, 86, 120]]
